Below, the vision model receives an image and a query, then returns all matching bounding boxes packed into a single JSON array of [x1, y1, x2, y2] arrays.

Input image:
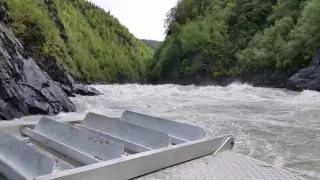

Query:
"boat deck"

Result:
[[136, 151, 305, 180]]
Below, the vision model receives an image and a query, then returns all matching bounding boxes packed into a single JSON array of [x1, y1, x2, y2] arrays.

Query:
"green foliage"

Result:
[[180, 59, 192, 77], [278, 0, 320, 68], [150, 0, 320, 81], [141, 39, 162, 51], [1, 0, 78, 74], [179, 21, 211, 54], [2, 0, 153, 82]]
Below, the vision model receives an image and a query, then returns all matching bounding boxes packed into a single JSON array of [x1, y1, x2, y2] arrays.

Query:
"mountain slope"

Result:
[[148, 0, 320, 87], [1, 0, 153, 83], [141, 39, 162, 51]]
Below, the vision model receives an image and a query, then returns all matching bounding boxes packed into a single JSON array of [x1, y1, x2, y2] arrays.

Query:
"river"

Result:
[[52, 84, 319, 179]]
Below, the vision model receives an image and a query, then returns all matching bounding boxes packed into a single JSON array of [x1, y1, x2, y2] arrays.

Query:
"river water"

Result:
[[53, 84, 320, 179]]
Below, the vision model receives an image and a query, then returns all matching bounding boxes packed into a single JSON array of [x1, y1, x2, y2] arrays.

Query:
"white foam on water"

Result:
[[34, 83, 320, 179]]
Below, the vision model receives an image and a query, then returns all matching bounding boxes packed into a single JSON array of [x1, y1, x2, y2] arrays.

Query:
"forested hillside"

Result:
[[141, 39, 162, 51], [148, 0, 320, 84], [1, 0, 153, 83]]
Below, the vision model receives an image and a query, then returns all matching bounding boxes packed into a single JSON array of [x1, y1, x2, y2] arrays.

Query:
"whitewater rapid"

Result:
[[54, 83, 320, 179]]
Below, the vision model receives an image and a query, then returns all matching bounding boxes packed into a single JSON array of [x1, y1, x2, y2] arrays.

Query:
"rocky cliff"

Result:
[[0, 22, 75, 119], [287, 50, 320, 91], [0, 5, 99, 120]]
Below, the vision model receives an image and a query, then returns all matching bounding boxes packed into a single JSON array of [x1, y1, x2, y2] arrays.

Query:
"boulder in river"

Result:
[[287, 50, 320, 91], [73, 84, 101, 96], [0, 19, 76, 120], [56, 83, 101, 97]]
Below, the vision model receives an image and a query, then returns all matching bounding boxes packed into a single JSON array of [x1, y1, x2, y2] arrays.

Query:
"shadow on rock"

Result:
[[287, 49, 320, 92]]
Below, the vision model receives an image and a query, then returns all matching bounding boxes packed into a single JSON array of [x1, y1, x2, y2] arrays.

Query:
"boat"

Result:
[[0, 111, 304, 180]]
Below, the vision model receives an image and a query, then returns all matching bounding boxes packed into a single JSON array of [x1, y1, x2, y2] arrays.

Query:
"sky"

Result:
[[89, 0, 178, 41]]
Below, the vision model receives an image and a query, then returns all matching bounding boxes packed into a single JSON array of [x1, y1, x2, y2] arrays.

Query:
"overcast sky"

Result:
[[89, 0, 178, 41]]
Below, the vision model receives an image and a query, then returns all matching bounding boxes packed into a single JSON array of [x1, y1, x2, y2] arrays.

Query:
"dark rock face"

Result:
[[236, 69, 295, 88], [56, 82, 76, 97], [40, 55, 75, 86], [0, 4, 11, 24], [39, 55, 101, 97], [73, 84, 101, 96], [287, 50, 320, 91], [55, 83, 101, 97], [0, 21, 76, 120]]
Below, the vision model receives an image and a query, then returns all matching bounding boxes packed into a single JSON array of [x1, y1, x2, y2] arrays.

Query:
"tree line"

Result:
[[148, 0, 320, 82], [141, 39, 162, 51]]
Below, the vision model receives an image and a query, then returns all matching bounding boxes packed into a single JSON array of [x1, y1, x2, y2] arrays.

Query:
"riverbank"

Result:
[[150, 51, 320, 92]]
